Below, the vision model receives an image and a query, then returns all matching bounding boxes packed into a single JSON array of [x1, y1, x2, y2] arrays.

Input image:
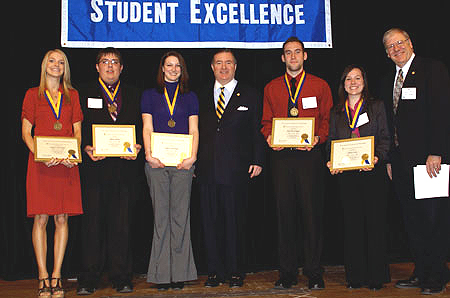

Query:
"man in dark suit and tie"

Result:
[[380, 28, 450, 295], [196, 49, 265, 288], [76, 48, 143, 295]]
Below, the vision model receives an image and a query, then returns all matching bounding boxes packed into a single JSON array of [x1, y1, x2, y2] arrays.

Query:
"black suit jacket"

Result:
[[78, 82, 143, 183], [196, 82, 265, 185], [328, 99, 391, 162], [380, 56, 450, 165]]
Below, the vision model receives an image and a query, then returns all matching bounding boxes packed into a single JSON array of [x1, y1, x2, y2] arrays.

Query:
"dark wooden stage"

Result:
[[2, 263, 448, 298]]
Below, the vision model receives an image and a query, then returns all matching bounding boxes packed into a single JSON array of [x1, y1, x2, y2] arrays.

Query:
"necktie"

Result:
[[216, 87, 226, 119], [108, 85, 118, 121], [393, 69, 403, 114]]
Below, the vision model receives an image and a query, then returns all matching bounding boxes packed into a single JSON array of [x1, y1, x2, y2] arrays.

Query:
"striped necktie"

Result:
[[216, 87, 226, 119], [393, 69, 403, 114], [108, 84, 118, 121]]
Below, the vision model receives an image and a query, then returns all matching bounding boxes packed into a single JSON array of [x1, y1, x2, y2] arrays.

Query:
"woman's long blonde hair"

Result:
[[38, 49, 73, 103]]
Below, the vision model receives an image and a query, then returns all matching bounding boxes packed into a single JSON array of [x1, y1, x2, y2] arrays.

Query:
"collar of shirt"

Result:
[[395, 53, 415, 82], [285, 70, 304, 87], [214, 78, 238, 109]]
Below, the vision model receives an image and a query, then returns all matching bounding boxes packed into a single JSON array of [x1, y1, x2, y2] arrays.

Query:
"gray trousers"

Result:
[[145, 164, 197, 283]]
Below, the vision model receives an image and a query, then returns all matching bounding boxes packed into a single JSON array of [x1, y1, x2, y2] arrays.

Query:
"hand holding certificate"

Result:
[[150, 132, 193, 167], [92, 124, 137, 157], [270, 117, 315, 148], [330, 136, 374, 171], [34, 136, 82, 163]]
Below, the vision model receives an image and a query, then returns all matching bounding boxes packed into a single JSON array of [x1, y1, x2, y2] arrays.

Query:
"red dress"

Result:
[[22, 87, 83, 217]]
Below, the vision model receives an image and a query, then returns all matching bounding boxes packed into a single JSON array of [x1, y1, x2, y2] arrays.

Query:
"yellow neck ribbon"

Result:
[[284, 71, 306, 105], [44, 90, 62, 120], [98, 77, 120, 104], [164, 84, 180, 117], [345, 99, 364, 130]]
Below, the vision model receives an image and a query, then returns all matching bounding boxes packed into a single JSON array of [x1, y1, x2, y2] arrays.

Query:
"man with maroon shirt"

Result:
[[261, 37, 333, 290]]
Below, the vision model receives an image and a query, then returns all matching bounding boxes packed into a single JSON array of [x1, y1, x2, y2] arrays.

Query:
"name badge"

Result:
[[401, 87, 416, 100], [302, 96, 318, 109], [356, 112, 369, 128], [88, 97, 103, 109]]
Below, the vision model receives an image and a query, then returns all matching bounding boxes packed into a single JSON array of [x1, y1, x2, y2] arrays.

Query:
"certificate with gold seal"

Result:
[[330, 136, 374, 171], [34, 136, 82, 163], [270, 117, 315, 147], [92, 124, 137, 157], [151, 132, 193, 167]]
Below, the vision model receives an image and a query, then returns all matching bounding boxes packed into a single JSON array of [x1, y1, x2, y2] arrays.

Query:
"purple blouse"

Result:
[[141, 81, 199, 134]]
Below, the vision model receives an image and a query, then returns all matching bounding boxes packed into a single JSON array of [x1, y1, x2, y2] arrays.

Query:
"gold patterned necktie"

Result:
[[393, 69, 403, 114], [216, 86, 226, 119]]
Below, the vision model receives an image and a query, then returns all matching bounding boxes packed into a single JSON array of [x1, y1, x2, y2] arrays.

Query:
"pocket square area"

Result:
[[237, 106, 249, 111]]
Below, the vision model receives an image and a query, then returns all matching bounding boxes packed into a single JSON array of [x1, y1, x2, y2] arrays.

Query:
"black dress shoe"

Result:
[[308, 276, 325, 290], [204, 274, 223, 287], [156, 283, 171, 290], [421, 284, 444, 295], [171, 281, 185, 290], [346, 282, 362, 289], [395, 276, 420, 289], [77, 286, 96, 295], [116, 282, 133, 293], [274, 273, 298, 290], [230, 276, 244, 288], [368, 283, 383, 290]]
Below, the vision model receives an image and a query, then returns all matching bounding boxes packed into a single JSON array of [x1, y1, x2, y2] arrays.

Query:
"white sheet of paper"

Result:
[[413, 164, 449, 199]]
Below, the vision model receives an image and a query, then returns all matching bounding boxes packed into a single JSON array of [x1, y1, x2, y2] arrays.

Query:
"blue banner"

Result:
[[61, 0, 332, 48]]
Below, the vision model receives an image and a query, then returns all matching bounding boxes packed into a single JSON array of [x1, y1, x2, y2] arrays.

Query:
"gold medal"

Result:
[[108, 104, 117, 113], [54, 121, 62, 131], [290, 107, 299, 117], [168, 119, 176, 128]]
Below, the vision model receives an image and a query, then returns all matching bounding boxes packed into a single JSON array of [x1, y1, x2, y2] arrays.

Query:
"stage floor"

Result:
[[1, 263, 448, 297]]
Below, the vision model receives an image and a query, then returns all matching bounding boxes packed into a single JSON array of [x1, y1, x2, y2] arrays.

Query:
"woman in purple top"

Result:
[[141, 51, 198, 290]]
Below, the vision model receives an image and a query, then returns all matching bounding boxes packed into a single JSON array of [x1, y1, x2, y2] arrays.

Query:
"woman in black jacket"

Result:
[[327, 65, 391, 290]]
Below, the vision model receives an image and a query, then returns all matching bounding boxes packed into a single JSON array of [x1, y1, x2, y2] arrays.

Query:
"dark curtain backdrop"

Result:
[[3, 0, 449, 280]]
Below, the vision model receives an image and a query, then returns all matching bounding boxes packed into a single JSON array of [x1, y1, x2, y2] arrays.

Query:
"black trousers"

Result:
[[337, 165, 390, 285], [391, 148, 450, 286], [78, 179, 134, 286], [199, 183, 247, 279], [270, 148, 324, 279]]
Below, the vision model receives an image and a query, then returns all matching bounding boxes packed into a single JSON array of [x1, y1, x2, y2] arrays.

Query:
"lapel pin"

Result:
[[236, 93, 240, 96], [411, 71, 415, 75]]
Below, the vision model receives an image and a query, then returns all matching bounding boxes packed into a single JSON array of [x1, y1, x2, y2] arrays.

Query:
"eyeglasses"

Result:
[[100, 59, 120, 66], [385, 38, 409, 51]]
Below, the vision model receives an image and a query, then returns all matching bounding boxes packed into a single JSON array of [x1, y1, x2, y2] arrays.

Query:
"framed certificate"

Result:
[[92, 124, 137, 157], [34, 136, 82, 163], [151, 132, 193, 167], [330, 136, 374, 171], [271, 117, 315, 147]]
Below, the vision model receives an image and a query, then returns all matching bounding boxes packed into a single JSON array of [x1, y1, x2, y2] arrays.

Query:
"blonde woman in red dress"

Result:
[[21, 49, 83, 297]]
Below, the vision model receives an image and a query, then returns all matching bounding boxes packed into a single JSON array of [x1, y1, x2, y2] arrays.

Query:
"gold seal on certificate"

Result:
[[92, 124, 137, 157], [289, 107, 299, 117], [270, 117, 315, 147], [151, 132, 193, 167], [330, 136, 374, 171], [34, 136, 82, 163]]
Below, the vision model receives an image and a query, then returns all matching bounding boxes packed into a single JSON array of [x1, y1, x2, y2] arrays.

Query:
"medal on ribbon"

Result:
[[164, 84, 179, 128], [345, 99, 365, 132], [44, 90, 63, 131], [284, 71, 306, 117], [98, 77, 120, 112]]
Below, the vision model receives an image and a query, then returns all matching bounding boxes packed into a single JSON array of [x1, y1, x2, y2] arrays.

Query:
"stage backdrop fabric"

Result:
[[61, 0, 332, 48]]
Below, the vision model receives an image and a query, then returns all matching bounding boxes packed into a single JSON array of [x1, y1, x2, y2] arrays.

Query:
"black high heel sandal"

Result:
[[51, 277, 65, 298], [37, 278, 51, 297]]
